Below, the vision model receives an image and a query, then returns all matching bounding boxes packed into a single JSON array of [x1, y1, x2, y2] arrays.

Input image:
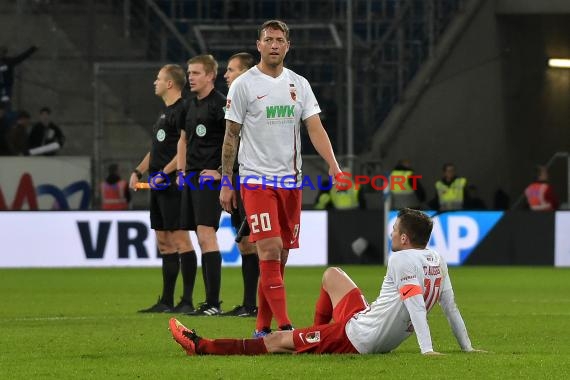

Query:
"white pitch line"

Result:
[[0, 315, 156, 322]]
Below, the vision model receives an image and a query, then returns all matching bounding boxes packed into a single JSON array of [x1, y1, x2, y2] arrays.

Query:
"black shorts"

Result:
[[181, 175, 222, 231], [230, 173, 250, 236], [150, 179, 186, 230]]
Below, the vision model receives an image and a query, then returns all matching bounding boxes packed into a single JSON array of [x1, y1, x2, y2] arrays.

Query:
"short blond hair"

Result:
[[187, 54, 218, 79]]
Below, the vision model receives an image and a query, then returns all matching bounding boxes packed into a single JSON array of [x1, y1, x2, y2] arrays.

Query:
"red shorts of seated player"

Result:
[[293, 288, 368, 354]]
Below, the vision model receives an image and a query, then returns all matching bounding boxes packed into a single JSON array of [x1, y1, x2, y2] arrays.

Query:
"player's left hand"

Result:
[[329, 165, 342, 184]]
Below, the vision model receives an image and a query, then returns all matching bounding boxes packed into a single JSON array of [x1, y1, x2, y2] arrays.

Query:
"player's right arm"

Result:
[[219, 120, 241, 211], [221, 120, 241, 177], [222, 76, 246, 178], [130, 152, 150, 190], [220, 75, 247, 212]]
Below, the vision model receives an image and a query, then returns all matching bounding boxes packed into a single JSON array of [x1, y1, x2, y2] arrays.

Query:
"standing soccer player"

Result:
[[177, 55, 226, 316], [169, 208, 485, 356], [220, 20, 342, 335], [132, 64, 197, 314]]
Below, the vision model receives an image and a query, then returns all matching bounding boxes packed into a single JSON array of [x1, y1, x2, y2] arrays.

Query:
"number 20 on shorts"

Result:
[[250, 213, 272, 233]]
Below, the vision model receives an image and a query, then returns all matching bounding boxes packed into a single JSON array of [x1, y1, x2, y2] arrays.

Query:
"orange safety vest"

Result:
[[524, 182, 553, 211], [101, 180, 128, 210]]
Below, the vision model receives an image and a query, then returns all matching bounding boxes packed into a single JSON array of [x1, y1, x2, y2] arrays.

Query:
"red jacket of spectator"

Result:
[[101, 180, 129, 210], [524, 182, 558, 211]]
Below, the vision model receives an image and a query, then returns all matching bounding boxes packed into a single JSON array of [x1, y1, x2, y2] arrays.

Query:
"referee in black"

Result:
[[131, 64, 197, 314], [176, 54, 226, 316], [178, 53, 259, 317]]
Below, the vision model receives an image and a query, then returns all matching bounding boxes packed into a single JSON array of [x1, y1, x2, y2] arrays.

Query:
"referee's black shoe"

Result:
[[172, 299, 195, 314], [221, 305, 258, 317], [138, 297, 172, 313]]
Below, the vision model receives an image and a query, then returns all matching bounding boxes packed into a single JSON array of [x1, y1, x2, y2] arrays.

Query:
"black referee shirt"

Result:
[[183, 88, 226, 171], [149, 97, 186, 173]]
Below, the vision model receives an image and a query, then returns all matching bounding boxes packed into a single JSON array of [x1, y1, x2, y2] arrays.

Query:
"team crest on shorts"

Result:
[[289, 83, 296, 101], [306, 331, 321, 343], [156, 129, 166, 142], [195, 124, 207, 137]]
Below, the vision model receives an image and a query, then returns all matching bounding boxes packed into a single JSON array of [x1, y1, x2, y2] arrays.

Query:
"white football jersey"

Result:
[[345, 248, 450, 354], [225, 66, 321, 187]]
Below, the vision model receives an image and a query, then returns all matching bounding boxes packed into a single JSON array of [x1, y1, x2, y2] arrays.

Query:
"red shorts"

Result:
[[240, 185, 301, 249], [292, 288, 368, 354]]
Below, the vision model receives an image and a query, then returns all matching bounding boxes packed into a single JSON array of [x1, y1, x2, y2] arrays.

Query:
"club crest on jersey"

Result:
[[156, 129, 166, 142], [289, 83, 296, 101], [195, 124, 207, 137], [306, 331, 320, 343]]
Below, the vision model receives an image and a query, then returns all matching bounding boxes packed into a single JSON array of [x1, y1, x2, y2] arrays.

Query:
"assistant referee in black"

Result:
[[131, 64, 197, 314], [176, 54, 226, 316]]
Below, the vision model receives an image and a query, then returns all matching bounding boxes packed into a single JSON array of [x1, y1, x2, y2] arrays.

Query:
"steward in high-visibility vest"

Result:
[[390, 160, 426, 209], [314, 179, 333, 210], [524, 166, 559, 211], [330, 182, 360, 210], [435, 178, 466, 210], [314, 191, 333, 210], [434, 163, 466, 211]]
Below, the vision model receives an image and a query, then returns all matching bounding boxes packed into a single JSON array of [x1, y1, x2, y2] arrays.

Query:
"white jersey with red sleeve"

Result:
[[345, 248, 452, 354], [225, 66, 321, 187]]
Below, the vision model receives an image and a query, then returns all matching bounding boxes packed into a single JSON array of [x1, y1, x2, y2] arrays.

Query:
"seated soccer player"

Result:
[[169, 208, 485, 355]]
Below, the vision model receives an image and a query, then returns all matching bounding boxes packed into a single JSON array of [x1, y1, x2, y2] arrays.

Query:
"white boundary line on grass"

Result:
[[0, 315, 157, 322]]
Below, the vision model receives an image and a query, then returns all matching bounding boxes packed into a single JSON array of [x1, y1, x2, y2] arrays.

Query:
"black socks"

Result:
[[179, 250, 197, 305]]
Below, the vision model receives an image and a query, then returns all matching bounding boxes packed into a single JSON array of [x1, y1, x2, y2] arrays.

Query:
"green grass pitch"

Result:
[[1, 266, 569, 379]]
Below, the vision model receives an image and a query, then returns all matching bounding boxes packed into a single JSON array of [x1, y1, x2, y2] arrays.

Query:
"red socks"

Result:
[[257, 260, 291, 329], [313, 286, 333, 325], [197, 338, 268, 355], [256, 278, 273, 331]]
